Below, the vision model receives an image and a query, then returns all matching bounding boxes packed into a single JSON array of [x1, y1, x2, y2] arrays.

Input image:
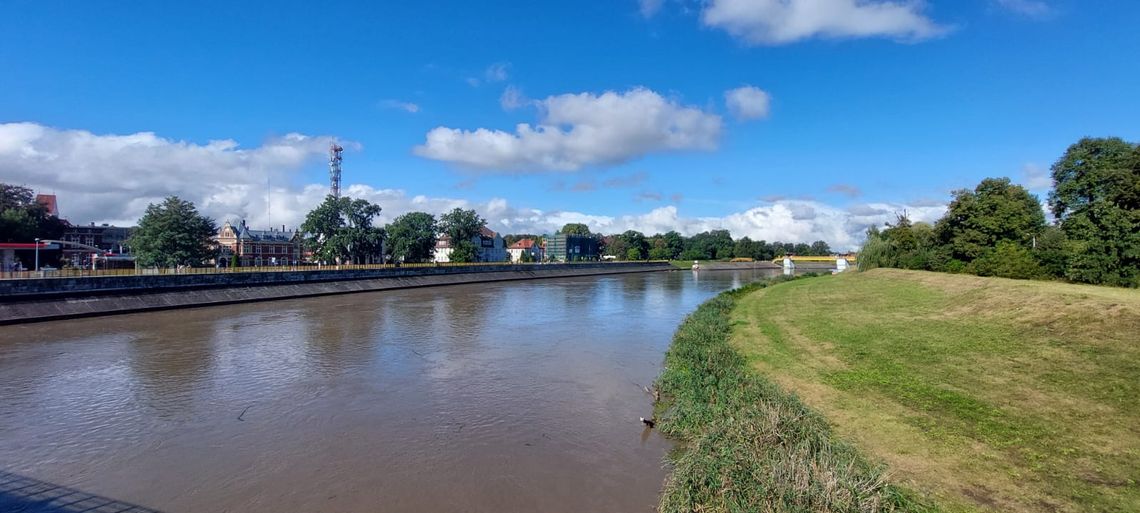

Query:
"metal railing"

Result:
[[1, 260, 669, 280]]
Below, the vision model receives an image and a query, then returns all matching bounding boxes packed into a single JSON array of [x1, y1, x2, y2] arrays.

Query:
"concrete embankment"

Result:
[[0, 262, 671, 324], [693, 261, 781, 271]]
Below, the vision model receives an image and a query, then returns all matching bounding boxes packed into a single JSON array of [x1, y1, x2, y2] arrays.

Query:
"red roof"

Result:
[[509, 239, 536, 250], [35, 194, 59, 217]]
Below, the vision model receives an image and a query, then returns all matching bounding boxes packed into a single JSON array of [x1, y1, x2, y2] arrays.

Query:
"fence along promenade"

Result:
[[1, 260, 668, 280]]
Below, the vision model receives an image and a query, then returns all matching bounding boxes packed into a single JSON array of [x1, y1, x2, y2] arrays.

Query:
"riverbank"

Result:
[[728, 269, 1140, 512], [0, 261, 670, 324], [653, 275, 932, 513]]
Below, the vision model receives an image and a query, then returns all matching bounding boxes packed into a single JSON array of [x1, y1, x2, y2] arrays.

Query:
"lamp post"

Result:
[[34, 238, 40, 273]]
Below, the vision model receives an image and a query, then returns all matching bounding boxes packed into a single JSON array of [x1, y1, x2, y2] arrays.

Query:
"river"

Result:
[[0, 269, 777, 512]]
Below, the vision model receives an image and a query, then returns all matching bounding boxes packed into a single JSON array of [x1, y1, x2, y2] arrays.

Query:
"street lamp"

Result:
[[34, 238, 40, 272]]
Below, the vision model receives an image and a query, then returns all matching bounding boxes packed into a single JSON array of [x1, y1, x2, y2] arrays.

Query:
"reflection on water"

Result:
[[0, 269, 778, 513]]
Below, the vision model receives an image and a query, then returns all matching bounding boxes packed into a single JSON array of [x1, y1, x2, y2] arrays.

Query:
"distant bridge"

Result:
[[770, 255, 857, 265]]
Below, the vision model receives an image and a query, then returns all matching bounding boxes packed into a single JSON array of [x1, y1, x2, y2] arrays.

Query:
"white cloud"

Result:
[[484, 199, 945, 251], [499, 85, 531, 110], [485, 62, 511, 82], [469, 62, 511, 86], [639, 0, 664, 17], [0, 122, 343, 227], [414, 87, 723, 172], [994, 0, 1053, 18], [724, 85, 771, 120], [701, 0, 948, 45], [2, 122, 946, 251], [379, 99, 420, 113], [1022, 163, 1051, 190]]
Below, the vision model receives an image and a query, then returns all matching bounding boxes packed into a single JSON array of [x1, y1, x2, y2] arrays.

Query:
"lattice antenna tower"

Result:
[[329, 143, 344, 198]]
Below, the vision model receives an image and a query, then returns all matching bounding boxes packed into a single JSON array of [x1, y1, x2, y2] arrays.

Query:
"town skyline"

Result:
[[3, 1, 1138, 250]]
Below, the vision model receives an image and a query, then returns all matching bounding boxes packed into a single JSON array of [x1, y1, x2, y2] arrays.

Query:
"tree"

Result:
[[301, 195, 386, 264], [618, 230, 648, 260], [560, 223, 591, 236], [0, 184, 67, 244], [128, 196, 217, 267], [663, 230, 685, 259], [936, 177, 1046, 262], [387, 212, 438, 263], [439, 208, 486, 263], [1049, 137, 1138, 220], [809, 240, 832, 256], [733, 237, 759, 259], [1049, 138, 1140, 286]]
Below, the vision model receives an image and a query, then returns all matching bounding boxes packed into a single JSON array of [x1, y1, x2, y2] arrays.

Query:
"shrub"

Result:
[[968, 241, 1043, 280]]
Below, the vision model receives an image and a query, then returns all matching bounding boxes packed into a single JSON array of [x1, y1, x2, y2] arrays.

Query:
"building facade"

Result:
[[434, 227, 507, 263], [507, 239, 544, 262], [545, 234, 600, 262], [215, 220, 303, 266], [60, 223, 134, 268]]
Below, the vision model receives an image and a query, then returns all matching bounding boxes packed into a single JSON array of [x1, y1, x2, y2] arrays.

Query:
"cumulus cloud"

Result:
[[414, 87, 723, 172], [2, 122, 948, 252], [1022, 163, 1052, 190], [725, 85, 771, 120], [485, 199, 945, 251], [994, 0, 1053, 18], [379, 99, 420, 113], [0, 122, 344, 226], [700, 0, 948, 45]]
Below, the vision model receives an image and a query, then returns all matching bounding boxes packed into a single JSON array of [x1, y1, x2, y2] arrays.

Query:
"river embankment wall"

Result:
[[0, 262, 672, 325]]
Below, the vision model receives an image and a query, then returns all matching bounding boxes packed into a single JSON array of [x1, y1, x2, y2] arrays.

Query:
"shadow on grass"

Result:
[[0, 470, 164, 513]]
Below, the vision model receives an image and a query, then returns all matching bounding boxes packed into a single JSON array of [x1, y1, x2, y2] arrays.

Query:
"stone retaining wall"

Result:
[[0, 262, 671, 325]]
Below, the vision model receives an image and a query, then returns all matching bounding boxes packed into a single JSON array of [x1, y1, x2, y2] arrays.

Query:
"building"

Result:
[[215, 220, 303, 266], [507, 238, 544, 262], [60, 223, 135, 268], [35, 194, 59, 217], [545, 234, 600, 262], [434, 227, 507, 263]]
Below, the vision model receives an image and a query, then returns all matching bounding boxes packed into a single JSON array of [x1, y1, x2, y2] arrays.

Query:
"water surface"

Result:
[[0, 269, 775, 512]]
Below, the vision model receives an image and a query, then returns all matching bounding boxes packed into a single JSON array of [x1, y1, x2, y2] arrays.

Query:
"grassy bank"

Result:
[[730, 269, 1140, 512], [654, 275, 934, 513]]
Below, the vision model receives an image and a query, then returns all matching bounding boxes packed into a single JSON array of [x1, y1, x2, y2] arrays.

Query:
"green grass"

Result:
[[731, 269, 1140, 513], [654, 275, 937, 513]]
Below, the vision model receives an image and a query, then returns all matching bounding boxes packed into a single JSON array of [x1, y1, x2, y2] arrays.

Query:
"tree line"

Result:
[[860, 137, 1139, 287]]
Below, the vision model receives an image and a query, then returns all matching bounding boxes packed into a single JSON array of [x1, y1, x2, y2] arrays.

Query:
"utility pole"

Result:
[[34, 238, 40, 272], [329, 143, 344, 198]]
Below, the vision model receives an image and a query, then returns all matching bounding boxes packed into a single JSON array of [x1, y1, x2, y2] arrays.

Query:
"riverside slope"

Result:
[[730, 269, 1140, 513]]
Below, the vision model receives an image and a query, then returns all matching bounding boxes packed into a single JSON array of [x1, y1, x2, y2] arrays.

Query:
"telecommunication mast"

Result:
[[329, 143, 344, 198]]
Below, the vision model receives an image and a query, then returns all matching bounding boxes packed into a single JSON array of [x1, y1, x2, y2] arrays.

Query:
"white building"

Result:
[[507, 239, 544, 262], [434, 227, 507, 263]]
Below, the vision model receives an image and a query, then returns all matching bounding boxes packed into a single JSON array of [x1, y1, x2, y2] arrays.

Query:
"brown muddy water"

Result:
[[0, 269, 777, 512]]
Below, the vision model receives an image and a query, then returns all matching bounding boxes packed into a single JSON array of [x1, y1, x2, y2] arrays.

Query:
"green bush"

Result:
[[967, 241, 1043, 280]]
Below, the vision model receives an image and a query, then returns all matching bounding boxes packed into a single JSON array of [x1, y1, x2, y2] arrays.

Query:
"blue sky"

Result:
[[2, 0, 1138, 248]]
